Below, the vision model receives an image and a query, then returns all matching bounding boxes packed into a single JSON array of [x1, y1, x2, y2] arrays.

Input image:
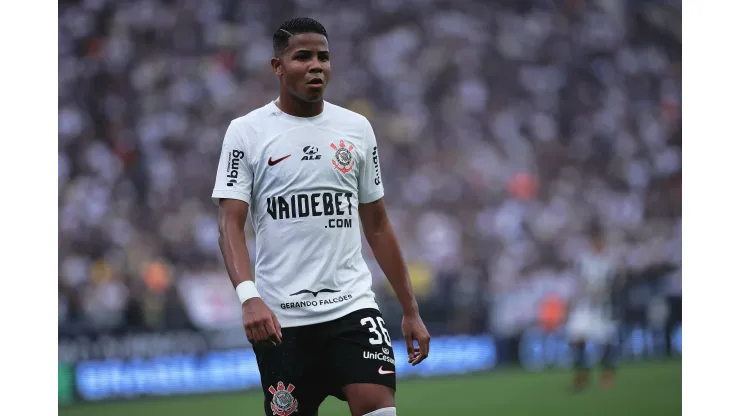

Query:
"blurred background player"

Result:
[[566, 224, 625, 391]]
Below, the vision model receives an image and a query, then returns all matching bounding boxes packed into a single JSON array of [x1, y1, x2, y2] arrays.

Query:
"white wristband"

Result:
[[236, 281, 260, 304]]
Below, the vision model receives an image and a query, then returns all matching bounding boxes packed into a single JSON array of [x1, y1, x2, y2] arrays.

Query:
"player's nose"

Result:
[[308, 57, 324, 71]]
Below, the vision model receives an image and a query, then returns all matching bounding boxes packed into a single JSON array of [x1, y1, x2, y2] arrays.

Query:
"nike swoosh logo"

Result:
[[268, 154, 291, 166], [378, 366, 395, 375], [289, 289, 341, 297]]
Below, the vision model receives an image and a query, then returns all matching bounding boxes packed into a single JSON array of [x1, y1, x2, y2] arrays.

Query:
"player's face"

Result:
[[274, 33, 331, 103]]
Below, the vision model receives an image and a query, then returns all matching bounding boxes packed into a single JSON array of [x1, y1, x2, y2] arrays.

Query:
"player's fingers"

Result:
[[408, 347, 422, 362], [420, 334, 431, 357], [265, 319, 281, 346], [272, 313, 283, 340], [411, 341, 423, 365], [404, 333, 415, 360], [244, 325, 255, 344], [412, 335, 430, 366], [411, 347, 424, 365], [250, 321, 269, 343]]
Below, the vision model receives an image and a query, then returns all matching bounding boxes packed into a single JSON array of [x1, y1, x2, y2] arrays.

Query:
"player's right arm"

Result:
[[213, 122, 281, 346]]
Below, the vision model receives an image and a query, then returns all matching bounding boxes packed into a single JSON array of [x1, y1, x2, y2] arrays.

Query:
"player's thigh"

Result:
[[342, 383, 395, 416], [253, 328, 328, 415], [325, 309, 397, 406]]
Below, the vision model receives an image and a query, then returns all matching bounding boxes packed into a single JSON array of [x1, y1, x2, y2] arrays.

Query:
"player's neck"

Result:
[[275, 95, 324, 118]]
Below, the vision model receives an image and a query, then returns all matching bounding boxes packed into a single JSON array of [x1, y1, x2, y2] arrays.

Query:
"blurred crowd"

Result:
[[58, 0, 682, 337]]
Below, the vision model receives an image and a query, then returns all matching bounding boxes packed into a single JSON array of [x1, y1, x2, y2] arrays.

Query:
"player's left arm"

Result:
[[357, 119, 430, 366], [359, 199, 430, 365]]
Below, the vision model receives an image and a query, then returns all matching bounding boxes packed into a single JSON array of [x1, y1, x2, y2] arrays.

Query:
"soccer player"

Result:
[[566, 225, 623, 391], [212, 17, 430, 416]]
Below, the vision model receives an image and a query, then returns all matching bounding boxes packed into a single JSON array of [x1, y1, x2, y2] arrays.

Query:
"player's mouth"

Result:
[[306, 78, 324, 89]]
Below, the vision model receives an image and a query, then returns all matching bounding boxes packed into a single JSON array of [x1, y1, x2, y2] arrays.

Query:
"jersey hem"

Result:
[[276, 298, 380, 328]]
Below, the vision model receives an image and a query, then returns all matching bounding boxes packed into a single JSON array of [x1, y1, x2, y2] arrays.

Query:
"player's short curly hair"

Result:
[[273, 17, 328, 57]]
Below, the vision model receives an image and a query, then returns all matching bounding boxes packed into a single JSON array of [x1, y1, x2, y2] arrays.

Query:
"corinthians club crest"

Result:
[[330, 140, 355, 174], [268, 381, 298, 416]]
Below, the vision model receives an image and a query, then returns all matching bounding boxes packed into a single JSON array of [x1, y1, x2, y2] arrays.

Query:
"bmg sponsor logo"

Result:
[[226, 149, 245, 187], [372, 146, 380, 186]]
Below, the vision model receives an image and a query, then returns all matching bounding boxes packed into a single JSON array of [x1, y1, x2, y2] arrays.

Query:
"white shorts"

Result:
[[566, 307, 616, 343]]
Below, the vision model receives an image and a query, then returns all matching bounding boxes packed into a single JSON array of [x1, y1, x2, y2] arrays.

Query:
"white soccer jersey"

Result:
[[573, 250, 618, 313], [212, 100, 384, 328], [567, 249, 620, 342]]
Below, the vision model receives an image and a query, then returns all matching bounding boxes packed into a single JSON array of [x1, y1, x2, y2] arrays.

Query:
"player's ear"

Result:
[[271, 57, 282, 76]]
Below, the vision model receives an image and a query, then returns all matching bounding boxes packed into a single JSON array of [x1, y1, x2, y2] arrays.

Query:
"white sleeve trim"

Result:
[[359, 189, 384, 204], [212, 189, 251, 206]]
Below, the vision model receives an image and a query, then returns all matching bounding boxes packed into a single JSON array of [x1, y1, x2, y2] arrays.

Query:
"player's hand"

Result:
[[242, 297, 282, 346], [402, 312, 431, 366]]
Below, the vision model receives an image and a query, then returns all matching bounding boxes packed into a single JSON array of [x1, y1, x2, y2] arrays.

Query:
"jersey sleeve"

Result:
[[358, 119, 385, 204], [211, 122, 253, 206]]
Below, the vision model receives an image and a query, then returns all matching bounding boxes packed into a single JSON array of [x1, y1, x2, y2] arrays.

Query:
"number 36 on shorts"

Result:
[[360, 316, 392, 346]]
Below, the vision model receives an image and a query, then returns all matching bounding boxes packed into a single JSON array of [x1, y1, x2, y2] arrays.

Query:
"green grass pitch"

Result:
[[60, 360, 680, 416]]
